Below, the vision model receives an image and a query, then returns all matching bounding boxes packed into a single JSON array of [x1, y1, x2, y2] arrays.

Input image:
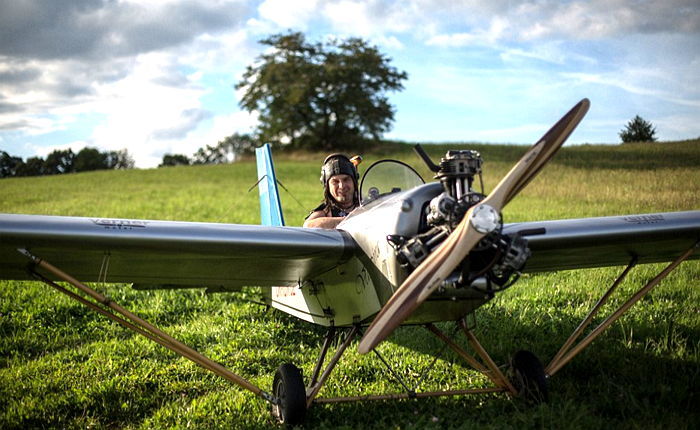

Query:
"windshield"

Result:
[[359, 160, 425, 205]]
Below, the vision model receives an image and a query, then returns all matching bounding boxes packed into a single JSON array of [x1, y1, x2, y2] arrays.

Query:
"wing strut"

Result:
[[18, 249, 276, 405], [426, 322, 517, 395], [545, 241, 698, 377]]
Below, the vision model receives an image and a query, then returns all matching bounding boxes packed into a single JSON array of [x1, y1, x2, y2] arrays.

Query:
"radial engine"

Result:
[[389, 146, 531, 295]]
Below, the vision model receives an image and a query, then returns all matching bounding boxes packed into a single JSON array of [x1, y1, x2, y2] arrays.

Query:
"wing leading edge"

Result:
[[503, 211, 700, 273], [0, 214, 356, 289]]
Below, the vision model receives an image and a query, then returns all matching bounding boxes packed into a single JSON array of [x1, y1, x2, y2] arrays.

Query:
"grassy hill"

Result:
[[3, 139, 699, 223], [1, 140, 699, 429]]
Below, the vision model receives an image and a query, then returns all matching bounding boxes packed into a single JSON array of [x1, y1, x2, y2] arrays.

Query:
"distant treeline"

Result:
[[0, 147, 134, 178], [159, 133, 255, 167], [1, 133, 258, 178]]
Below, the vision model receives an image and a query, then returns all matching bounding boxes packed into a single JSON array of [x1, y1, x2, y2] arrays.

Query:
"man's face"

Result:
[[328, 174, 355, 208]]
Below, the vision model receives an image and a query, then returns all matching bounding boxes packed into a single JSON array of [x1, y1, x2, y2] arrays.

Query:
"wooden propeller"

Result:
[[358, 99, 590, 354]]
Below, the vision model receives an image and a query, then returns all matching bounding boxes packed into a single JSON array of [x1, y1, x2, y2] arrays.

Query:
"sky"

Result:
[[1, 0, 698, 168]]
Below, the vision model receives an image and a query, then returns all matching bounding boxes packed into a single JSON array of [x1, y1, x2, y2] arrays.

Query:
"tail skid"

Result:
[[255, 144, 285, 226]]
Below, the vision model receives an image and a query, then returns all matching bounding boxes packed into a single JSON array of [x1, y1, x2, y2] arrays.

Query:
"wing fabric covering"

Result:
[[505, 211, 700, 272], [0, 214, 355, 289]]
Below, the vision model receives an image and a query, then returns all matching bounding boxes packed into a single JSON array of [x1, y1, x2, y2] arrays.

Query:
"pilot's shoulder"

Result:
[[305, 203, 328, 220]]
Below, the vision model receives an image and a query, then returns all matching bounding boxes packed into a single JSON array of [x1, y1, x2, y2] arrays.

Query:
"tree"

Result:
[[620, 115, 657, 143], [192, 133, 256, 164], [74, 147, 108, 172], [16, 157, 46, 176], [44, 149, 75, 174], [159, 154, 191, 167], [0, 151, 23, 177], [237, 32, 407, 150], [105, 149, 135, 169], [0, 147, 134, 178]]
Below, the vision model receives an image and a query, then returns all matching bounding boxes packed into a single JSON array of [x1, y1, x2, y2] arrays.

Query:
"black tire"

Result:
[[510, 350, 548, 403], [272, 363, 306, 426]]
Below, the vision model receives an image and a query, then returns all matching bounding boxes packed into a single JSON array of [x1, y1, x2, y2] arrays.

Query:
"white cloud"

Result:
[[0, 9, 258, 167], [83, 47, 259, 168], [426, 16, 508, 47], [181, 29, 254, 72], [323, 1, 374, 35], [258, 0, 320, 29], [418, 0, 700, 45], [187, 110, 258, 148], [85, 52, 206, 165], [376, 35, 404, 50], [2, 0, 700, 167], [319, 0, 419, 42], [566, 69, 700, 108], [499, 43, 599, 67]]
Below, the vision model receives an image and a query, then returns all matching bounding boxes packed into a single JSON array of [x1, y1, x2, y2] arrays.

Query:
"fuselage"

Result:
[[267, 181, 493, 327]]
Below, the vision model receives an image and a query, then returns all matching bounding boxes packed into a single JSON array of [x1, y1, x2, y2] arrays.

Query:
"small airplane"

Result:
[[1, 99, 698, 426]]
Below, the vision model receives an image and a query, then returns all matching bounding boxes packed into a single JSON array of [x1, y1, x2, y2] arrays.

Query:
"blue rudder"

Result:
[[255, 143, 285, 226]]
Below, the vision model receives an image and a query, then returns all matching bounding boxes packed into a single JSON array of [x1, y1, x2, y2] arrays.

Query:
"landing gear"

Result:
[[272, 363, 306, 425], [510, 350, 548, 403]]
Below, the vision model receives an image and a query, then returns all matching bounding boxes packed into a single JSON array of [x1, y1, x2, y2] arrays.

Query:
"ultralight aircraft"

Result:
[[1, 99, 698, 425]]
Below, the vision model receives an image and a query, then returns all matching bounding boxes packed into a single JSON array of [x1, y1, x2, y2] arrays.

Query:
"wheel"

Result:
[[510, 350, 548, 403], [271, 363, 307, 425]]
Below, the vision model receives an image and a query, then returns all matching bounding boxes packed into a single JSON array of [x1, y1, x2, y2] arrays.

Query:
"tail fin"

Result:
[[255, 143, 285, 226]]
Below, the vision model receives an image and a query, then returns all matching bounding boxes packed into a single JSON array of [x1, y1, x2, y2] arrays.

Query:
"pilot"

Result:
[[303, 153, 361, 229]]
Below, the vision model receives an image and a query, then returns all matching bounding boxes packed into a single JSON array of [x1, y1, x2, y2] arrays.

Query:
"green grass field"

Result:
[[1, 140, 699, 429]]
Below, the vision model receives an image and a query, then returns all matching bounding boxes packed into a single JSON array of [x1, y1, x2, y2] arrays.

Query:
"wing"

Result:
[[0, 214, 356, 290], [503, 211, 700, 272]]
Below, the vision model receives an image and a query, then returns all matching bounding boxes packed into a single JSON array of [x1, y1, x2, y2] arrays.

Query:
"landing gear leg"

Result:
[[271, 326, 358, 425]]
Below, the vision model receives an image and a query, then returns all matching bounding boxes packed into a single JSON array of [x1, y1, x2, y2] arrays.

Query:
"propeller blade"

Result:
[[498, 98, 590, 207], [358, 99, 590, 354]]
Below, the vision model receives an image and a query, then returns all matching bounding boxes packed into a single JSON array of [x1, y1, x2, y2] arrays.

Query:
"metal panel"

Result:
[[503, 211, 700, 272]]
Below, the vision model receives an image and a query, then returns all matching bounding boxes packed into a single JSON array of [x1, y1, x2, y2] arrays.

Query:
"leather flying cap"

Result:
[[320, 153, 359, 185]]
